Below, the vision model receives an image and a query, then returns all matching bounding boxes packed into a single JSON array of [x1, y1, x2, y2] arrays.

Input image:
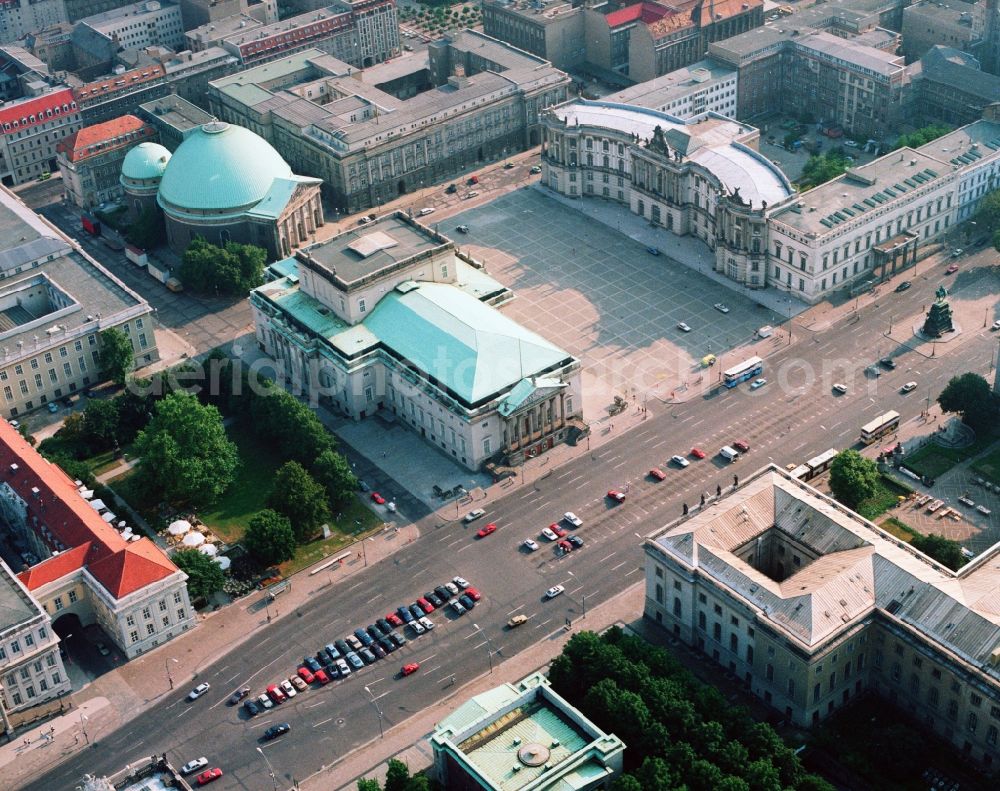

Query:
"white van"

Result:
[[757, 325, 774, 338], [418, 207, 435, 216], [720, 446, 740, 463]]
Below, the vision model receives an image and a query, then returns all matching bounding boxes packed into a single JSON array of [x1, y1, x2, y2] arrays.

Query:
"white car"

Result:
[[749, 378, 767, 390], [901, 381, 918, 393], [563, 512, 583, 527], [713, 303, 730, 313], [844, 139, 859, 148], [453, 576, 470, 589], [463, 508, 486, 523], [410, 619, 425, 635], [258, 693, 274, 710], [419, 616, 435, 631], [417, 207, 435, 216], [540, 527, 559, 542], [181, 757, 208, 775], [280, 679, 297, 698], [450, 600, 466, 615], [187, 682, 210, 701], [676, 322, 692, 332], [545, 585, 565, 599], [444, 582, 459, 595], [671, 455, 690, 468], [833, 383, 848, 394], [523, 538, 540, 551], [336, 658, 351, 677], [991, 320, 1000, 331]]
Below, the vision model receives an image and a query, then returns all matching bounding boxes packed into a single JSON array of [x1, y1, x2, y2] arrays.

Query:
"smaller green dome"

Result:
[[121, 142, 171, 183]]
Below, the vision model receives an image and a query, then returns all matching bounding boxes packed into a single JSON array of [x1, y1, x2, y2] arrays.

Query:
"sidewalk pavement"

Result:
[[328, 582, 645, 791], [0, 523, 420, 790]]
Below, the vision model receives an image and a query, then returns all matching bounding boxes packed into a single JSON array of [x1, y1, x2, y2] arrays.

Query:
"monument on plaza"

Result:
[[922, 285, 954, 338]]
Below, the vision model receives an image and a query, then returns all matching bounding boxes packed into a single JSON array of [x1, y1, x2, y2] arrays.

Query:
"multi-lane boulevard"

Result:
[[25, 263, 999, 791]]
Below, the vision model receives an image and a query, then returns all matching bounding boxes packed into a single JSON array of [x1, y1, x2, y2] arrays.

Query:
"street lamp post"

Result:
[[364, 685, 384, 738], [80, 713, 89, 745], [472, 623, 494, 673], [165, 657, 177, 690], [256, 746, 279, 791]]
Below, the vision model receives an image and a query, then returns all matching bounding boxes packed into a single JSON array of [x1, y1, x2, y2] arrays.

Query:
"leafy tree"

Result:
[[99, 327, 135, 385], [937, 372, 993, 430], [173, 547, 225, 601], [249, 387, 334, 463], [383, 760, 411, 791], [356, 780, 381, 791], [125, 206, 165, 249], [113, 385, 157, 443], [992, 227, 1000, 254], [829, 450, 880, 509], [975, 189, 1000, 234], [797, 149, 852, 190], [782, 132, 797, 150], [179, 238, 266, 296], [82, 398, 121, 449], [133, 392, 239, 507], [891, 123, 951, 151], [610, 775, 643, 791], [911, 533, 965, 570], [312, 449, 358, 506], [243, 509, 296, 565], [266, 461, 329, 542]]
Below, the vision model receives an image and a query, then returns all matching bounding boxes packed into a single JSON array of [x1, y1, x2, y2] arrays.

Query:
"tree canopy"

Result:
[[243, 509, 296, 565], [266, 461, 329, 542], [312, 449, 358, 506], [133, 392, 239, 507], [99, 327, 135, 385], [125, 206, 165, 250], [547, 629, 833, 790], [937, 372, 993, 430], [890, 123, 951, 152], [356, 760, 429, 791], [910, 533, 965, 570], [179, 238, 266, 296], [248, 387, 335, 464], [172, 547, 225, 601], [797, 149, 853, 190], [829, 449, 881, 509]]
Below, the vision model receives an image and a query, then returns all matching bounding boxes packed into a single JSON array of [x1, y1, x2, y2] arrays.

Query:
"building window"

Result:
[[46, 654, 55, 667], [358, 298, 366, 314], [53, 597, 64, 611], [482, 438, 491, 456], [130, 630, 139, 643], [162, 616, 170, 627], [177, 608, 186, 620], [142, 606, 151, 619], [68, 590, 77, 603], [174, 592, 182, 604], [24, 634, 33, 647], [126, 615, 135, 627], [146, 623, 155, 636], [159, 600, 167, 612]]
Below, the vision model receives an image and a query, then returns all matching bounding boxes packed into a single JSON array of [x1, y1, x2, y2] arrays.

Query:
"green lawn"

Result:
[[856, 475, 912, 520], [971, 444, 1000, 486], [879, 517, 916, 542], [903, 433, 997, 480], [277, 498, 383, 577]]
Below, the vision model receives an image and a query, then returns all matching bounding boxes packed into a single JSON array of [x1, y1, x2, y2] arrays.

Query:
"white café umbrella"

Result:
[[167, 519, 191, 536], [182, 531, 206, 547], [198, 543, 218, 557], [213, 556, 231, 571]]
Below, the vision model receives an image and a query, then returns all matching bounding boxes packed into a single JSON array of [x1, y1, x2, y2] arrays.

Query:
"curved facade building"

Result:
[[121, 141, 171, 222], [122, 121, 324, 260], [541, 100, 794, 290]]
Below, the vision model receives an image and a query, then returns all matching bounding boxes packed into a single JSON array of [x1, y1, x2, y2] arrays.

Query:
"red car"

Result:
[[465, 586, 482, 601], [946, 263, 959, 274], [297, 667, 314, 684], [549, 523, 568, 538], [197, 768, 223, 786], [385, 612, 403, 627], [266, 684, 286, 704], [417, 596, 435, 613], [557, 540, 573, 554], [649, 468, 666, 481], [371, 492, 386, 505], [314, 668, 330, 685], [477, 522, 497, 538], [690, 447, 706, 459], [732, 440, 750, 453], [607, 490, 625, 502], [401, 662, 420, 676]]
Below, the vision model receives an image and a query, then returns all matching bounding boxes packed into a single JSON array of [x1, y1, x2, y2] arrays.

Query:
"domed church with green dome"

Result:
[[121, 120, 324, 260]]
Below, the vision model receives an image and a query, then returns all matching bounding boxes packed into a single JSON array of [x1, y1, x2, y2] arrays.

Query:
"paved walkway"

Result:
[[0, 523, 419, 789], [329, 583, 645, 791]]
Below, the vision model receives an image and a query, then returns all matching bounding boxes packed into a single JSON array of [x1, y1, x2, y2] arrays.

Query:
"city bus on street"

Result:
[[723, 356, 764, 388], [860, 411, 900, 445]]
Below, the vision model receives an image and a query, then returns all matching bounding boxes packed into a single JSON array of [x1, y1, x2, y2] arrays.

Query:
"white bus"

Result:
[[723, 356, 764, 388], [860, 411, 900, 444]]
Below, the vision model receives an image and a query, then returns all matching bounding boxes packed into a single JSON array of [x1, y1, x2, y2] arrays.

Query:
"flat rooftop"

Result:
[[79, 0, 178, 31], [139, 94, 214, 140], [298, 212, 449, 289], [0, 559, 38, 631], [609, 58, 736, 106], [552, 101, 792, 209]]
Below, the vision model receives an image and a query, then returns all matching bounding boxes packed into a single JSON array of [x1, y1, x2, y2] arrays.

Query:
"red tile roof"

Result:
[[56, 115, 154, 163], [605, 2, 670, 27], [0, 88, 77, 137], [2, 421, 178, 599], [72, 65, 166, 105]]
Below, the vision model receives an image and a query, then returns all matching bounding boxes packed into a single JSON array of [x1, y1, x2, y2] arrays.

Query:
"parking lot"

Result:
[[452, 188, 785, 418]]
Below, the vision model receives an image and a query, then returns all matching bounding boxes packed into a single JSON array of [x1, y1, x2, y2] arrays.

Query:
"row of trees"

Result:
[[179, 238, 266, 297], [548, 629, 833, 790], [357, 760, 430, 791]]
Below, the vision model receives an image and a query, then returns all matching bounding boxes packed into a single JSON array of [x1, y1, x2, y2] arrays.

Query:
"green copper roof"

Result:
[[157, 121, 292, 214], [120, 142, 171, 183], [362, 282, 572, 407]]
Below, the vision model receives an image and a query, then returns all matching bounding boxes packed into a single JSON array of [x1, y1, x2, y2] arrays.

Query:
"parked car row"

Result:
[[241, 577, 478, 718]]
